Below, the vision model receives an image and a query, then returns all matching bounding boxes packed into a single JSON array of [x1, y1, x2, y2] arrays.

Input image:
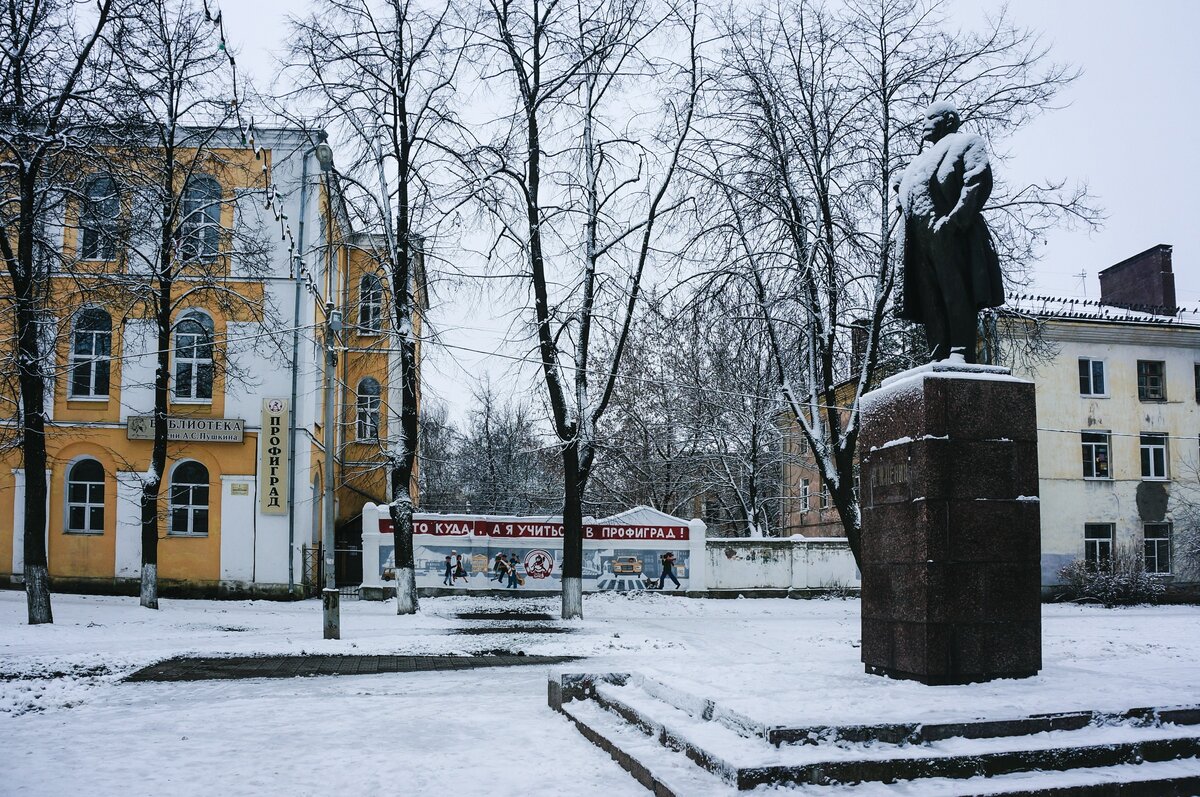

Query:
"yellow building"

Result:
[[0, 127, 414, 598]]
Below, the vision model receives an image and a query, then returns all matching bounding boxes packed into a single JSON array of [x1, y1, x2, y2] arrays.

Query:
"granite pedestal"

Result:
[[859, 361, 1041, 685]]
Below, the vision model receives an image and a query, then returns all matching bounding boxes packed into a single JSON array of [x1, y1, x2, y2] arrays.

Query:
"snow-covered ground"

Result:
[[2, 591, 1199, 795]]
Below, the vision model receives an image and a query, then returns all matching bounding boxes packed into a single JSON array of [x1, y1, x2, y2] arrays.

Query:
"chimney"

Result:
[[1098, 244, 1177, 314]]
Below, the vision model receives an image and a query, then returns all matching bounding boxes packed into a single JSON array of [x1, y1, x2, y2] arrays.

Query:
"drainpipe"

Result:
[[286, 142, 314, 596]]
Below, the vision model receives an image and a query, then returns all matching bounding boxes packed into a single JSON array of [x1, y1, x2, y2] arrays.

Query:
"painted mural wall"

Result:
[[361, 505, 707, 592]]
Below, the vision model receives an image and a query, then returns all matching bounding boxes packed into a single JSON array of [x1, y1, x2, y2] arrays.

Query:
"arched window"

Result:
[[169, 461, 209, 536], [174, 311, 214, 400], [66, 459, 105, 533], [356, 377, 381, 440], [70, 308, 112, 398], [358, 274, 383, 333], [180, 175, 221, 260], [80, 175, 119, 260]]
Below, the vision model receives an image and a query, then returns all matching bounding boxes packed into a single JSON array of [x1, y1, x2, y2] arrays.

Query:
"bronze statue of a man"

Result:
[[897, 100, 1004, 362]]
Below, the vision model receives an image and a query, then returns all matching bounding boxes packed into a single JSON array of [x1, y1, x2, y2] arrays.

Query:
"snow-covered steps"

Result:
[[548, 672, 1200, 794]]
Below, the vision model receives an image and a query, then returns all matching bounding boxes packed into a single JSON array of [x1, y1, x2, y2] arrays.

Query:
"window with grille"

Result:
[[70, 308, 112, 398], [1078, 358, 1106, 396], [66, 459, 105, 533], [1140, 433, 1168, 480], [1081, 431, 1110, 479], [1144, 523, 1172, 574], [174, 311, 214, 401], [1084, 523, 1113, 570], [1137, 360, 1166, 401], [357, 377, 381, 440], [169, 461, 209, 536]]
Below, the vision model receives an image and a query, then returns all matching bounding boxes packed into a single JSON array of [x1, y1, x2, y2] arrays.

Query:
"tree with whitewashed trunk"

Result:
[[0, 0, 121, 624], [284, 0, 469, 615], [473, 0, 702, 619], [691, 0, 1098, 566], [106, 0, 278, 608]]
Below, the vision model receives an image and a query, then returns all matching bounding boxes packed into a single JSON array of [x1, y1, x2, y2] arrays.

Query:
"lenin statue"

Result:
[[896, 100, 1004, 362]]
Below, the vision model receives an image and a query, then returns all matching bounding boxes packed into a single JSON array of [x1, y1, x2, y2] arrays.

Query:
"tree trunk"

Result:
[[560, 440, 583, 620], [390, 499, 417, 614], [141, 222, 174, 610], [15, 218, 52, 625]]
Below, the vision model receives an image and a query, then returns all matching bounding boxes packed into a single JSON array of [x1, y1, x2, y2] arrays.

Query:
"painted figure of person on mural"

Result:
[[442, 555, 453, 587], [658, 552, 680, 590], [507, 553, 522, 589]]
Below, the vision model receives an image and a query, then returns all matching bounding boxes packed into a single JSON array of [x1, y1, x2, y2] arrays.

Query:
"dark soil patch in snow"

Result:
[[456, 626, 573, 635], [125, 653, 579, 682], [0, 663, 112, 682], [456, 611, 556, 621]]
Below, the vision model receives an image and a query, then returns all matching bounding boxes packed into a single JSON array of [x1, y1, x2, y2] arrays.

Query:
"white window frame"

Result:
[[1084, 523, 1114, 570], [180, 175, 221, 261], [69, 308, 112, 399], [1081, 431, 1111, 480], [65, 458, 105, 534], [358, 274, 383, 334], [1077, 357, 1107, 397], [173, 311, 214, 402], [168, 461, 210, 537], [1140, 433, 1169, 480], [356, 378, 381, 441], [1144, 522, 1172, 575], [800, 478, 810, 512], [819, 482, 830, 509]]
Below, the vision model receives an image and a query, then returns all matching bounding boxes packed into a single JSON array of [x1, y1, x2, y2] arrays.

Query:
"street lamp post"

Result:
[[315, 136, 341, 640]]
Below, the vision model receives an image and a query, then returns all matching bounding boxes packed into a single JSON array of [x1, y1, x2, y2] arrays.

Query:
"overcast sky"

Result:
[[221, 0, 1200, 415]]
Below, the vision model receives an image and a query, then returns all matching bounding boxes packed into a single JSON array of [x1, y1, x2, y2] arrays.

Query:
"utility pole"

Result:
[[315, 136, 341, 640]]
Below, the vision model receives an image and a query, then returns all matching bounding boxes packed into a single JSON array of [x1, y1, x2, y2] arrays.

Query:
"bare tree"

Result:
[[692, 0, 1099, 565], [458, 380, 561, 515], [0, 0, 120, 624], [284, 0, 468, 615], [107, 0, 275, 608], [416, 397, 463, 512], [474, 0, 701, 618], [589, 294, 786, 537]]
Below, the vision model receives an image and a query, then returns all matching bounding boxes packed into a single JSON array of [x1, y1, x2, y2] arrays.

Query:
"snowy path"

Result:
[[2, 592, 1200, 795], [3, 667, 644, 797]]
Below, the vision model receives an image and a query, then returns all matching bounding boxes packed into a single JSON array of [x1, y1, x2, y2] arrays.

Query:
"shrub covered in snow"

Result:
[[1056, 547, 1166, 607]]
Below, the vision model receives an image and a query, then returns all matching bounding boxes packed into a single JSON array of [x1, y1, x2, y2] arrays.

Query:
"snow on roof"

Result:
[[1002, 293, 1200, 329], [593, 505, 693, 527]]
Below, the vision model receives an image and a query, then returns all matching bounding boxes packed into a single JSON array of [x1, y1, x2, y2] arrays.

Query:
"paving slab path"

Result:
[[126, 653, 578, 682]]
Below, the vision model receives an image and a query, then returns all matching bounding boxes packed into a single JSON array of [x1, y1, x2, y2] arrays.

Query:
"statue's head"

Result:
[[921, 100, 960, 143]]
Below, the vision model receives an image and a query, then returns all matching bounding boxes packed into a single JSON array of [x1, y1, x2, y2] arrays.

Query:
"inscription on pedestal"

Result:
[[868, 448, 910, 507]]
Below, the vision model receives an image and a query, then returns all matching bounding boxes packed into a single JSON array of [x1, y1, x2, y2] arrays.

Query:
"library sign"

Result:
[[127, 416, 245, 443]]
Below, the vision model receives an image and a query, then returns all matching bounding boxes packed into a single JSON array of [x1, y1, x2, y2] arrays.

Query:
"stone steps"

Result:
[[548, 672, 1200, 795]]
